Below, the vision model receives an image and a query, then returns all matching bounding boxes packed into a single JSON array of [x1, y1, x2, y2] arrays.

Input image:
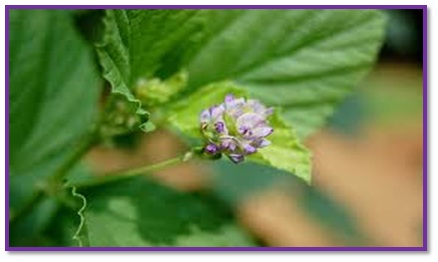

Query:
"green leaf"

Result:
[[41, 205, 83, 247], [9, 10, 101, 176], [248, 111, 312, 184], [167, 82, 311, 183], [95, 10, 179, 131], [9, 196, 59, 247], [186, 10, 386, 138], [23, 165, 95, 247], [95, 9, 238, 85], [9, 164, 93, 247], [9, 10, 100, 245], [79, 177, 256, 247], [70, 186, 89, 247], [97, 9, 385, 138], [167, 81, 247, 137]]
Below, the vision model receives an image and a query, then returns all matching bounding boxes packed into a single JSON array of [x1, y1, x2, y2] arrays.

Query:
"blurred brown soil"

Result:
[[309, 125, 423, 247]]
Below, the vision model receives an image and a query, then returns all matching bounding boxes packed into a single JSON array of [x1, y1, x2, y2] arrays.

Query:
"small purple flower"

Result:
[[199, 94, 274, 163], [204, 143, 219, 155]]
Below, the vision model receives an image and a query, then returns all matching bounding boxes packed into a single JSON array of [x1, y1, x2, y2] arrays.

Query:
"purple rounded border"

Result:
[[4, 5, 428, 252], [3, 5, 428, 9], [5, 246, 428, 252]]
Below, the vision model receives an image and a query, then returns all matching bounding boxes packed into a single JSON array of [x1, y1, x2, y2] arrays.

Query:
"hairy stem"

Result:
[[72, 150, 195, 189]]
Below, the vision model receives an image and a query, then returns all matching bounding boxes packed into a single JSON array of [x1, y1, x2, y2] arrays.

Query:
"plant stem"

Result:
[[51, 132, 98, 182], [9, 190, 44, 223], [9, 132, 97, 224], [72, 150, 195, 189]]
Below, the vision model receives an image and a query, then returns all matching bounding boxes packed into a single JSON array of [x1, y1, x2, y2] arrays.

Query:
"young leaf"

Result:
[[96, 9, 385, 138], [95, 10, 210, 131], [167, 81, 247, 137], [167, 82, 311, 183], [247, 110, 312, 184], [79, 177, 256, 247]]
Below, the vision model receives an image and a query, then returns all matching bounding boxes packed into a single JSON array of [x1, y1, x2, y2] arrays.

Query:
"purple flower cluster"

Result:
[[199, 94, 274, 163]]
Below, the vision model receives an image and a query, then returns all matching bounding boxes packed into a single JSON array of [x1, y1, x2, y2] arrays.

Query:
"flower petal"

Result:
[[225, 93, 235, 103], [236, 113, 265, 131], [243, 144, 257, 154], [252, 126, 273, 137], [200, 109, 211, 123], [225, 98, 246, 117], [210, 104, 225, 119], [264, 107, 274, 116], [228, 153, 244, 163], [204, 143, 219, 155], [215, 121, 227, 134], [220, 137, 239, 151], [258, 139, 271, 148], [248, 99, 274, 117]]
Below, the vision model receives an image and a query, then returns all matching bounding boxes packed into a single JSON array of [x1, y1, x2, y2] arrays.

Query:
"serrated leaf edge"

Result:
[[95, 10, 154, 132], [71, 186, 88, 247]]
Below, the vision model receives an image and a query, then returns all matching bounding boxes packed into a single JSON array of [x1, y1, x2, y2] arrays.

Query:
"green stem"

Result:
[[9, 190, 44, 223], [9, 132, 97, 224], [72, 151, 195, 189], [51, 132, 98, 182]]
